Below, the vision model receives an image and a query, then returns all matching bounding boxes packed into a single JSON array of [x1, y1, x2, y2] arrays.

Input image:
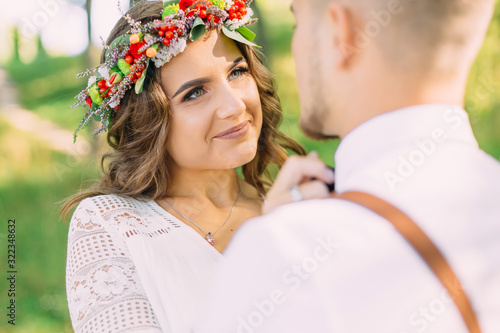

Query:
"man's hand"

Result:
[[262, 151, 335, 214]]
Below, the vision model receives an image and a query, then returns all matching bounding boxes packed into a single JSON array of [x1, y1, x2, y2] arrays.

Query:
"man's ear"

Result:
[[326, 2, 356, 68]]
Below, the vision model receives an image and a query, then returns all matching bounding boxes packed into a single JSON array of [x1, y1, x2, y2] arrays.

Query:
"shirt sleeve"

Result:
[[65, 198, 162, 333]]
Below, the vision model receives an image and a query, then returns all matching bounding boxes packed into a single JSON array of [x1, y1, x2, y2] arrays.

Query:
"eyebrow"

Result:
[[171, 57, 246, 99]]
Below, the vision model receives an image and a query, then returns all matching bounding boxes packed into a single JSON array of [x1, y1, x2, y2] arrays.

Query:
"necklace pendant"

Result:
[[206, 232, 215, 246]]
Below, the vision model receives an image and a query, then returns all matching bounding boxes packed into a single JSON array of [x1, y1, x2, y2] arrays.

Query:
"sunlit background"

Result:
[[0, 0, 499, 331]]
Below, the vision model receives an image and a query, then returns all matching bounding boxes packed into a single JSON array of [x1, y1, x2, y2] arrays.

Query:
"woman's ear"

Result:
[[326, 2, 357, 69]]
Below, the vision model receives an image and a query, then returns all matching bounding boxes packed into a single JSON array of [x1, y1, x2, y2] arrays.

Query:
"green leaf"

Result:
[[105, 34, 130, 62], [236, 26, 256, 42], [212, 0, 225, 9], [190, 17, 206, 41], [135, 59, 150, 94], [162, 3, 179, 18], [222, 25, 260, 48], [163, 0, 178, 7]]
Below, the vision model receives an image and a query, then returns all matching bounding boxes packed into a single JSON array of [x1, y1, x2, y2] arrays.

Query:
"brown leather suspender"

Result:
[[331, 191, 481, 333]]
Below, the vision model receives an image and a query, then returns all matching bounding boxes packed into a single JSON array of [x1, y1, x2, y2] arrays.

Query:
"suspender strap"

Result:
[[331, 191, 481, 333]]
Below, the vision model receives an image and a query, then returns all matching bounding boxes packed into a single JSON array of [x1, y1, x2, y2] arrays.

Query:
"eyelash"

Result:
[[182, 66, 250, 102]]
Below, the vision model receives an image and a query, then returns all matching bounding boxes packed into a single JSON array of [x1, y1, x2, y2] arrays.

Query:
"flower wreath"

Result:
[[72, 0, 258, 143]]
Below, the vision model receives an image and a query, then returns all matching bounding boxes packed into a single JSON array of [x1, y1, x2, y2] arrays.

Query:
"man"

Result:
[[196, 0, 500, 332]]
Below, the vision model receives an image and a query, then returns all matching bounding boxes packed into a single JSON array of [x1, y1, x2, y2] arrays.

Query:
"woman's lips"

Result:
[[214, 121, 250, 140]]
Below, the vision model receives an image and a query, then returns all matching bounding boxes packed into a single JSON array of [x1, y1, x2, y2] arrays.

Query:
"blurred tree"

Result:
[[86, 0, 92, 64], [252, 0, 269, 60], [36, 35, 48, 60], [10, 27, 21, 64]]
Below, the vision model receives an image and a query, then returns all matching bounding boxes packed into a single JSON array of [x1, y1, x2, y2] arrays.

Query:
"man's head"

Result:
[[291, 0, 495, 140]]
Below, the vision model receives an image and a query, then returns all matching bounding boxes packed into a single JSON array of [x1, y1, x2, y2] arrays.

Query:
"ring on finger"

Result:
[[289, 185, 304, 202]]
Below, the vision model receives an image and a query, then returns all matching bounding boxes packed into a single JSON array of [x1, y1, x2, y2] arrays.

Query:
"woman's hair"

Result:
[[59, 0, 306, 221]]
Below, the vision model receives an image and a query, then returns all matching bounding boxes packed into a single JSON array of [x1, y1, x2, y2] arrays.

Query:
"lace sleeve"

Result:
[[66, 198, 162, 333]]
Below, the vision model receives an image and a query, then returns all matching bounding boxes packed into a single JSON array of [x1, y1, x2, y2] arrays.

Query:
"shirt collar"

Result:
[[334, 104, 479, 192]]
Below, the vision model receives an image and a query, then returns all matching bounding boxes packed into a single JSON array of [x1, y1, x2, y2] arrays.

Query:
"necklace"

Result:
[[162, 177, 242, 246]]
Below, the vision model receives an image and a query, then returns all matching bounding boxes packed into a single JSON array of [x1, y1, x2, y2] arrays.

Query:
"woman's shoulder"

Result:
[[75, 194, 152, 215], [72, 194, 174, 233]]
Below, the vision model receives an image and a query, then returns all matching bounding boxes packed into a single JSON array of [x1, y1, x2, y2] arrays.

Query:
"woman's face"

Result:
[[161, 31, 263, 171]]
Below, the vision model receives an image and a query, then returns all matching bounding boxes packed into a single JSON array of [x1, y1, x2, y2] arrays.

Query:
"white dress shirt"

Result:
[[196, 104, 500, 333]]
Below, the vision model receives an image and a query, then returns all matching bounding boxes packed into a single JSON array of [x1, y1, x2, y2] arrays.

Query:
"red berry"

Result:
[[236, 12, 242, 20], [168, 25, 176, 32], [125, 55, 134, 64], [229, 13, 237, 20], [158, 30, 165, 37], [97, 80, 105, 89], [235, 0, 245, 7], [163, 38, 171, 46], [241, 8, 247, 15], [160, 25, 168, 31], [199, 10, 207, 18], [165, 31, 174, 40], [177, 28, 184, 35], [135, 71, 142, 79], [114, 105, 120, 110], [130, 65, 137, 73], [100, 87, 107, 94]]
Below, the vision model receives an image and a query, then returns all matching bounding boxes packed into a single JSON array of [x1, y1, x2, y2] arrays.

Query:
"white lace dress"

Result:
[[65, 194, 223, 333]]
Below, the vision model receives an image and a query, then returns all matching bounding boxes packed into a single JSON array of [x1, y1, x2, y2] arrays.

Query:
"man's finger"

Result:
[[275, 156, 335, 189]]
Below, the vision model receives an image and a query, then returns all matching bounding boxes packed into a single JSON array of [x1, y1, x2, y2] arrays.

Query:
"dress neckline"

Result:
[[148, 199, 224, 256]]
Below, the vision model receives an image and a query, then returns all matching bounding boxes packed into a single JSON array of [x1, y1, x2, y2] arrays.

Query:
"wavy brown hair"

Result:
[[59, 0, 306, 221]]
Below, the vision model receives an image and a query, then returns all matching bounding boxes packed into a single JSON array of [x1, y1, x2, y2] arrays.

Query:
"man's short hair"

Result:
[[316, 0, 495, 72]]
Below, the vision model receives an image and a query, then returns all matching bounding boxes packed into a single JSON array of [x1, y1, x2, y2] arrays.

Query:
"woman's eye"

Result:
[[229, 67, 249, 80], [183, 87, 205, 101]]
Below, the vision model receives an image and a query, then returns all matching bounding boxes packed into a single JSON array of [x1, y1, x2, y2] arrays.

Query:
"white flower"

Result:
[[87, 76, 97, 87], [171, 38, 187, 57], [152, 39, 187, 68], [109, 99, 120, 108], [97, 66, 110, 80]]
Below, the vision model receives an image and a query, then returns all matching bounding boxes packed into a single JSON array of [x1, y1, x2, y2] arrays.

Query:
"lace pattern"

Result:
[[66, 196, 162, 332]]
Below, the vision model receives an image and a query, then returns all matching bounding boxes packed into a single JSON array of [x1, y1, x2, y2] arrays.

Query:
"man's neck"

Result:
[[339, 77, 467, 139]]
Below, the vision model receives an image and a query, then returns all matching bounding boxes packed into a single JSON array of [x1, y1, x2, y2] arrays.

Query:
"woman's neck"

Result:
[[166, 168, 242, 209]]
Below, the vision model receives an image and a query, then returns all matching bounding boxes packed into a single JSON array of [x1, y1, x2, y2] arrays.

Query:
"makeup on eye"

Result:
[[180, 65, 250, 102], [172, 57, 249, 100], [229, 66, 249, 80], [183, 86, 206, 102]]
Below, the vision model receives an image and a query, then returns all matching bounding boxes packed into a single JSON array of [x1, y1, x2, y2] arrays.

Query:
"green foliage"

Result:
[[0, 118, 101, 332]]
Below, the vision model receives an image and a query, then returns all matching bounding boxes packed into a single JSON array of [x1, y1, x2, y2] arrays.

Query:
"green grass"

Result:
[[0, 117, 101, 332]]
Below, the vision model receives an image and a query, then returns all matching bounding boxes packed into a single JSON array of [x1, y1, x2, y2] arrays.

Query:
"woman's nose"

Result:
[[214, 84, 246, 119]]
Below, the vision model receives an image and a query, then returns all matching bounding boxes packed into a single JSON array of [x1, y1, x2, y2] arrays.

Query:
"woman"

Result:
[[60, 1, 305, 332]]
